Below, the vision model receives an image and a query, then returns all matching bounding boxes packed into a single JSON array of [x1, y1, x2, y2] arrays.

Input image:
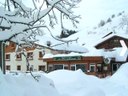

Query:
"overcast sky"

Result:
[[0, 0, 128, 34], [76, 0, 128, 29]]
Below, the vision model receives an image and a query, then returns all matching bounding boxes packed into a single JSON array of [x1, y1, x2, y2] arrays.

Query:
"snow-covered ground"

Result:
[[1, 63, 128, 96]]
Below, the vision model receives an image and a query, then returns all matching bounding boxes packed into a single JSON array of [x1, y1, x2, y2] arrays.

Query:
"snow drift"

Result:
[[46, 65, 128, 96], [110, 62, 128, 84], [0, 71, 60, 96], [1, 63, 128, 96]]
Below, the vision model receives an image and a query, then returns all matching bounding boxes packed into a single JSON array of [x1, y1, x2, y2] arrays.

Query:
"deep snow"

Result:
[[1, 63, 128, 96]]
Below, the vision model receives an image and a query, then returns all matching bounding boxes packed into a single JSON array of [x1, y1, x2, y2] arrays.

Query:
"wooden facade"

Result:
[[5, 41, 36, 53], [43, 56, 107, 77], [95, 35, 128, 49], [95, 35, 128, 75]]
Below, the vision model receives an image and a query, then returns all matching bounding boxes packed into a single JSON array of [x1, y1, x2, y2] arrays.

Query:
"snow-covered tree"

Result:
[[0, 0, 80, 44], [119, 15, 128, 34], [98, 20, 105, 27], [106, 18, 112, 23], [59, 29, 77, 38], [0, 0, 81, 74]]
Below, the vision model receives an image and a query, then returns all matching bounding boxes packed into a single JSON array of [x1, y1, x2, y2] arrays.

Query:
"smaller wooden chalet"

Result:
[[95, 34, 128, 49], [95, 33, 128, 74]]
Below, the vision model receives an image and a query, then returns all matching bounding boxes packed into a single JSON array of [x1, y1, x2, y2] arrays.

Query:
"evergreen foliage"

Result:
[[106, 18, 112, 23], [59, 29, 77, 38], [111, 14, 115, 18], [98, 20, 105, 27]]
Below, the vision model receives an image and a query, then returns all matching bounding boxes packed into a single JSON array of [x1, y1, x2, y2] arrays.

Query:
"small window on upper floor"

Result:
[[5, 54, 10, 61], [27, 52, 33, 60], [114, 39, 118, 43], [16, 53, 22, 61], [38, 51, 44, 60], [113, 39, 120, 46]]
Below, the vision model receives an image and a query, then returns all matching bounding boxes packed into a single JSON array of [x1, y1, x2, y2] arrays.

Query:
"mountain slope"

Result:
[[64, 11, 128, 51]]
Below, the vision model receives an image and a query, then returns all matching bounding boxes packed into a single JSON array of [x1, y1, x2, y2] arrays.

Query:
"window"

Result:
[[17, 65, 21, 70], [64, 65, 68, 69], [112, 63, 121, 72], [70, 64, 86, 72], [6, 65, 10, 70], [97, 64, 102, 72], [53, 64, 68, 70], [27, 52, 33, 60], [39, 51, 44, 59], [5, 54, 10, 61], [76, 64, 86, 72], [38, 65, 45, 71], [114, 39, 118, 43], [90, 64, 96, 72], [113, 39, 120, 46], [70, 64, 76, 71], [54, 64, 63, 70], [39, 52, 43, 57], [16, 53, 22, 60], [48, 65, 53, 72]]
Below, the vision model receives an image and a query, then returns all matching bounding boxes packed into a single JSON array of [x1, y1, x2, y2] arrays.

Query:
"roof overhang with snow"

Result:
[[95, 34, 128, 49]]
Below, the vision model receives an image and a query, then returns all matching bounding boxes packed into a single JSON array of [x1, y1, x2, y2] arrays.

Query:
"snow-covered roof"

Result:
[[51, 43, 88, 53], [64, 12, 128, 49], [43, 12, 128, 60], [43, 50, 103, 59], [102, 47, 128, 61], [36, 35, 88, 53], [94, 33, 128, 47]]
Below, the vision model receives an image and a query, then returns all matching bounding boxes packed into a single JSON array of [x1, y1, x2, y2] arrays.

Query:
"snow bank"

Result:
[[0, 71, 60, 96], [45, 68, 128, 96], [110, 63, 128, 84], [45, 69, 104, 96], [1, 63, 128, 96]]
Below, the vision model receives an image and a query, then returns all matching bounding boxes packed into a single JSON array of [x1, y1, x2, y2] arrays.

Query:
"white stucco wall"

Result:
[[5, 48, 51, 72]]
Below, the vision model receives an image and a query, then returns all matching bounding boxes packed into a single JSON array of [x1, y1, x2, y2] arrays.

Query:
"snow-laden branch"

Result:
[[0, 0, 81, 47], [0, 0, 82, 76]]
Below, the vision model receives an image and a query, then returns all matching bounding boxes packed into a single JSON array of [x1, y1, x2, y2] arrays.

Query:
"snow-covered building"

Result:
[[5, 41, 51, 72], [4, 39, 87, 72], [43, 33, 128, 77], [95, 33, 128, 74]]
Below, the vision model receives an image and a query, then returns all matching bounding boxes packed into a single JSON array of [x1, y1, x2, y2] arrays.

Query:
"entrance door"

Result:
[[112, 63, 121, 74]]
